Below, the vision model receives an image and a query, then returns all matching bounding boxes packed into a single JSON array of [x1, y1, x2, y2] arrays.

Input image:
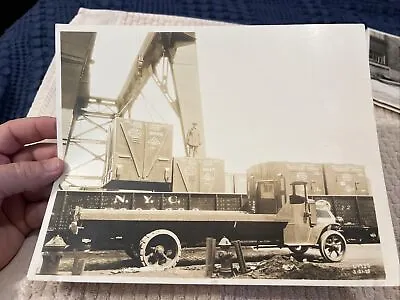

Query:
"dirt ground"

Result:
[[56, 244, 385, 280]]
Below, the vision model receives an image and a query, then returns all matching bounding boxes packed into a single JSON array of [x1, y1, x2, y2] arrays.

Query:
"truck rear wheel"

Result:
[[139, 229, 182, 268], [288, 246, 309, 254], [319, 230, 346, 262]]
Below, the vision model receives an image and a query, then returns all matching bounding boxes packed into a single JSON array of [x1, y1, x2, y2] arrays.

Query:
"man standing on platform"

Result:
[[186, 122, 201, 157]]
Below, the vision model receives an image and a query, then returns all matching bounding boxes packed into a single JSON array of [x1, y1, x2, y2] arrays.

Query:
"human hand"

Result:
[[0, 117, 64, 270]]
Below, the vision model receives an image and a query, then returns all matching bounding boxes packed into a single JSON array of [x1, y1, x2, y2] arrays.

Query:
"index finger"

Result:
[[0, 117, 57, 156]]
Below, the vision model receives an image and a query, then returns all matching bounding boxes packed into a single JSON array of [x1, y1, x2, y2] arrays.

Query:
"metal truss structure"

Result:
[[61, 31, 204, 190], [61, 98, 117, 189]]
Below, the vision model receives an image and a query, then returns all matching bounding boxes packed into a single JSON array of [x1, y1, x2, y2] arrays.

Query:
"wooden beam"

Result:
[[77, 208, 289, 223]]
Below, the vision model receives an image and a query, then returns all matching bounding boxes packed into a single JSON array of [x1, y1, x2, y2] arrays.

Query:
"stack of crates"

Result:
[[172, 157, 225, 193]]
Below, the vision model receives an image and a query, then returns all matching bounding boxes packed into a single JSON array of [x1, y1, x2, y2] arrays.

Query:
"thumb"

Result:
[[0, 157, 64, 199]]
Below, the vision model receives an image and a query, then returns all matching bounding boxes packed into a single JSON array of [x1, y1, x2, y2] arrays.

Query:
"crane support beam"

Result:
[[117, 32, 206, 157]]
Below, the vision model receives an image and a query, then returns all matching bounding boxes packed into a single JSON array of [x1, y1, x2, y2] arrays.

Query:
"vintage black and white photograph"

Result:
[[368, 28, 400, 113], [27, 24, 399, 286]]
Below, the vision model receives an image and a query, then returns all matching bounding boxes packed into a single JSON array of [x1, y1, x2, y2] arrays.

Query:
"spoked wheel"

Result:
[[139, 229, 181, 268], [319, 230, 346, 262], [288, 245, 309, 254]]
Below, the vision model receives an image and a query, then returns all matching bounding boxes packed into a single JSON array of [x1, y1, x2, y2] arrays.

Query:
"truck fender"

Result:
[[317, 223, 343, 243], [308, 223, 342, 245]]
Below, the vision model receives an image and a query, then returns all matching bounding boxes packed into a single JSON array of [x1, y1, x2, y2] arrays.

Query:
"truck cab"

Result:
[[252, 178, 346, 262], [252, 179, 317, 219]]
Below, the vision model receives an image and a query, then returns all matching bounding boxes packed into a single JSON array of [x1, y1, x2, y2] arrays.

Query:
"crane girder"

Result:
[[117, 32, 195, 112], [117, 32, 206, 157]]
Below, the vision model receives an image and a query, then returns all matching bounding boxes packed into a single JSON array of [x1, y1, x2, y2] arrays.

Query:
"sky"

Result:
[[89, 30, 146, 100]]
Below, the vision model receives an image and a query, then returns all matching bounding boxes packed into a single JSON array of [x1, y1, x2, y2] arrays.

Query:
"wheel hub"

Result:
[[139, 229, 182, 268], [154, 245, 165, 254]]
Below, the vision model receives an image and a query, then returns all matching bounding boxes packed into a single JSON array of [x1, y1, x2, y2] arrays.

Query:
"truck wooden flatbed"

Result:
[[75, 208, 290, 222]]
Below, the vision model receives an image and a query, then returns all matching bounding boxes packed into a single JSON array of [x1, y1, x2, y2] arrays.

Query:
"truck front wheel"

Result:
[[319, 230, 346, 262], [139, 229, 182, 268]]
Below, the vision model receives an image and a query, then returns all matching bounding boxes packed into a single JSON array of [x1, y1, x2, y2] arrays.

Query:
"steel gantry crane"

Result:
[[61, 31, 206, 190]]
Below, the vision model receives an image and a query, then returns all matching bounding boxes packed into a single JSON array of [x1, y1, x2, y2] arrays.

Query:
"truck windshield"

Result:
[[294, 185, 306, 197], [316, 209, 332, 218], [289, 184, 306, 204], [260, 182, 274, 199]]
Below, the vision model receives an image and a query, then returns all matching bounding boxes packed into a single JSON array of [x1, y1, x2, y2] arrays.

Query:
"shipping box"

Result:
[[102, 118, 173, 191], [172, 157, 225, 193]]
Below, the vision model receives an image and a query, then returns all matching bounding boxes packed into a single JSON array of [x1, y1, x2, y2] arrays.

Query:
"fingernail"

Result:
[[43, 157, 62, 172]]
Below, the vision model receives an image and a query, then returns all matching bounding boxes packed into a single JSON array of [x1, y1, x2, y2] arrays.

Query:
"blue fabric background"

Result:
[[0, 0, 399, 123]]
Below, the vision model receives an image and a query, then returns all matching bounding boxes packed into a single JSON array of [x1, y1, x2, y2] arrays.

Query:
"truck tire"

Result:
[[139, 229, 182, 268], [288, 246, 309, 254], [319, 230, 346, 262]]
